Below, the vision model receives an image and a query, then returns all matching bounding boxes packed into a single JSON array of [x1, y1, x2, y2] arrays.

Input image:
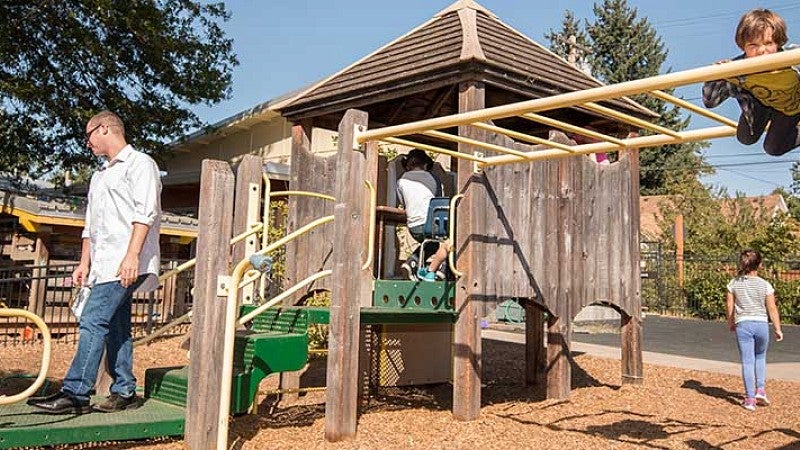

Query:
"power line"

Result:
[[652, 3, 800, 28], [715, 167, 785, 188]]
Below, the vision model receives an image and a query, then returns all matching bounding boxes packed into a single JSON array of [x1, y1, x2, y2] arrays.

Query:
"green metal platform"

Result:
[[0, 396, 185, 449]]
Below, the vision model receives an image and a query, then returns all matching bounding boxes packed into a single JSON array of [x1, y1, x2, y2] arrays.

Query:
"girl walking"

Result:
[[726, 249, 784, 411]]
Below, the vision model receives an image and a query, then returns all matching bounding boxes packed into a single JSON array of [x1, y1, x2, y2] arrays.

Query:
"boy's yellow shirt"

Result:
[[728, 67, 800, 116]]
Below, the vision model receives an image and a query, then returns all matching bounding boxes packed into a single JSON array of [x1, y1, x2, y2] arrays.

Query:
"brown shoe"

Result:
[[92, 393, 141, 412]]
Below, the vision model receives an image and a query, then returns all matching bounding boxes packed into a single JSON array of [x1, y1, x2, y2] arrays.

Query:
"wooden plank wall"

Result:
[[285, 122, 337, 299], [479, 130, 641, 320]]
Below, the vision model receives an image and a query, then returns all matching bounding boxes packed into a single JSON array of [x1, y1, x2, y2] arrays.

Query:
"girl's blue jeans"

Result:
[[735, 320, 770, 399], [62, 276, 146, 401]]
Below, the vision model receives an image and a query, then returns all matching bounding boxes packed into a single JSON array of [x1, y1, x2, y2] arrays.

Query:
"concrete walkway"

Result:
[[482, 315, 800, 382]]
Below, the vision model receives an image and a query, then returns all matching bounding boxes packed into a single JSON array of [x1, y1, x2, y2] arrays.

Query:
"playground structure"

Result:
[[0, 39, 799, 450]]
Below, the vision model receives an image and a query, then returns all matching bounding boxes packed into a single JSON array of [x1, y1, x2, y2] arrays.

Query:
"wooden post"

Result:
[[622, 148, 643, 384], [27, 235, 49, 316], [186, 160, 235, 450], [325, 109, 370, 442], [281, 120, 314, 403], [546, 313, 571, 399], [285, 120, 314, 291], [675, 213, 684, 288], [621, 312, 643, 384], [232, 154, 263, 305], [524, 303, 546, 385], [453, 81, 485, 421]]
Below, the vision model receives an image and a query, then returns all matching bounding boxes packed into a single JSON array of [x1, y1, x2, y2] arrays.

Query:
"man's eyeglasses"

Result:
[[85, 123, 103, 142]]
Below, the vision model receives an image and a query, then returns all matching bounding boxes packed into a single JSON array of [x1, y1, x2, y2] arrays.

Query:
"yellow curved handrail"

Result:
[[270, 190, 335, 201], [448, 194, 465, 278], [158, 222, 263, 283], [238, 270, 333, 325], [217, 213, 335, 450], [0, 308, 51, 405], [361, 180, 376, 270]]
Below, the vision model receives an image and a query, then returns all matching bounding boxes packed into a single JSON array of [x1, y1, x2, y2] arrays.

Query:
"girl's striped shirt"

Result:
[[727, 275, 773, 323]]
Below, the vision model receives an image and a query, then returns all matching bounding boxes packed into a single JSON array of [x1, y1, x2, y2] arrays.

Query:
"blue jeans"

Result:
[[735, 321, 770, 399], [62, 276, 145, 401]]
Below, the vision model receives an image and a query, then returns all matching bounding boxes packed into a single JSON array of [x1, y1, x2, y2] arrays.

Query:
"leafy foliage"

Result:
[[546, 0, 710, 195], [682, 259, 800, 325], [658, 189, 800, 261], [0, 0, 237, 178], [683, 263, 731, 320]]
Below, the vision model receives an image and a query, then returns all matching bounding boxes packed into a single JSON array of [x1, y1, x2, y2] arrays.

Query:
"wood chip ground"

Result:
[[2, 336, 798, 449]]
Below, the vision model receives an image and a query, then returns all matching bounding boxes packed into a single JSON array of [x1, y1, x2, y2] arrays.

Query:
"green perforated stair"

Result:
[[146, 308, 309, 414]]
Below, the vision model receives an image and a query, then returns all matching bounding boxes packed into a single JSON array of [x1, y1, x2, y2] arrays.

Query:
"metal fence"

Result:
[[641, 243, 800, 324], [0, 261, 193, 345]]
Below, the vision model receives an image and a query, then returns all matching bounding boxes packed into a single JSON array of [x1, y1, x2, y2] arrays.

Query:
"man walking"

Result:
[[29, 110, 161, 413]]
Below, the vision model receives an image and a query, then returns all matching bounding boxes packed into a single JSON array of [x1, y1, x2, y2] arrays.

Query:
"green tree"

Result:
[[544, 11, 590, 69], [659, 189, 800, 261], [546, 0, 710, 195], [0, 0, 238, 178], [783, 163, 800, 221]]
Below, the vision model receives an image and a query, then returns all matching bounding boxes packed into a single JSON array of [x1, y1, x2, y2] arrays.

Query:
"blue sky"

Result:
[[191, 0, 800, 196]]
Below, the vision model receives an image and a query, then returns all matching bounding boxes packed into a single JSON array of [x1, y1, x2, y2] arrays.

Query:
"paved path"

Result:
[[483, 315, 800, 382]]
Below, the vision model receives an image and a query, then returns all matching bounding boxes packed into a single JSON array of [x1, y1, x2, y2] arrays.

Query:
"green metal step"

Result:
[[0, 396, 185, 449], [145, 330, 308, 414]]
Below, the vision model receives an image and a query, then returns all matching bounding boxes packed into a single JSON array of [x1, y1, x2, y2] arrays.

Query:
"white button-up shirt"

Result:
[[82, 145, 162, 292]]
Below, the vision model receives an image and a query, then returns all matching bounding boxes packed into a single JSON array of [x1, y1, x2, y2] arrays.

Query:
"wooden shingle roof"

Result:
[[277, 0, 654, 123]]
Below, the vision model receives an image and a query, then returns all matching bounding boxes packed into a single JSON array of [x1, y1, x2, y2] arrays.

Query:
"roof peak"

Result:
[[435, 0, 496, 19]]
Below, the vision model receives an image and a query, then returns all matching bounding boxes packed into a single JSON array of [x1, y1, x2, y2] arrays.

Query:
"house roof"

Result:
[[0, 189, 198, 238], [639, 194, 789, 239], [276, 0, 655, 122]]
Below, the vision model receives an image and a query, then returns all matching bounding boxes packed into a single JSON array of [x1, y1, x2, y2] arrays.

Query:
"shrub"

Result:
[[683, 264, 730, 320]]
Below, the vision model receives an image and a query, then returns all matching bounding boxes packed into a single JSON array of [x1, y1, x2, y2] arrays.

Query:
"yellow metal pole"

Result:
[[469, 122, 577, 152], [481, 125, 736, 167], [649, 90, 738, 128], [521, 113, 627, 146], [357, 50, 800, 143]]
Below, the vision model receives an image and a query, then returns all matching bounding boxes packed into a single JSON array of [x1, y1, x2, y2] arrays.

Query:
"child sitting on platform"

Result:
[[396, 149, 450, 282], [703, 8, 800, 156]]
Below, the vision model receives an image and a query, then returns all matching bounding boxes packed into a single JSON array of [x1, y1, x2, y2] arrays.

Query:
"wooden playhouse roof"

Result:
[[276, 0, 654, 128]]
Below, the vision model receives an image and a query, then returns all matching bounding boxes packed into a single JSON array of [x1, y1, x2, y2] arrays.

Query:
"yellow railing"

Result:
[[448, 194, 465, 278], [216, 214, 335, 450], [362, 180, 376, 270], [0, 308, 51, 405]]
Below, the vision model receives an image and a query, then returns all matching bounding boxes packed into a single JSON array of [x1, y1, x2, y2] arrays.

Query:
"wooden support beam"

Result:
[[546, 313, 571, 399], [525, 303, 546, 386], [232, 154, 263, 305], [622, 148, 643, 385], [621, 313, 644, 385], [325, 109, 370, 442], [186, 160, 235, 450], [282, 120, 314, 403], [27, 235, 49, 316], [453, 81, 485, 422]]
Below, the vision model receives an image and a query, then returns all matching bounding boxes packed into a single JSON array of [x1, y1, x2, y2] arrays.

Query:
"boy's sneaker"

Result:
[[755, 388, 771, 406], [401, 262, 415, 280], [93, 393, 141, 413], [417, 268, 437, 282], [742, 397, 757, 411]]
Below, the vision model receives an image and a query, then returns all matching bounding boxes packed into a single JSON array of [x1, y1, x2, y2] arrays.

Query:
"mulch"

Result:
[[2, 335, 798, 449]]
